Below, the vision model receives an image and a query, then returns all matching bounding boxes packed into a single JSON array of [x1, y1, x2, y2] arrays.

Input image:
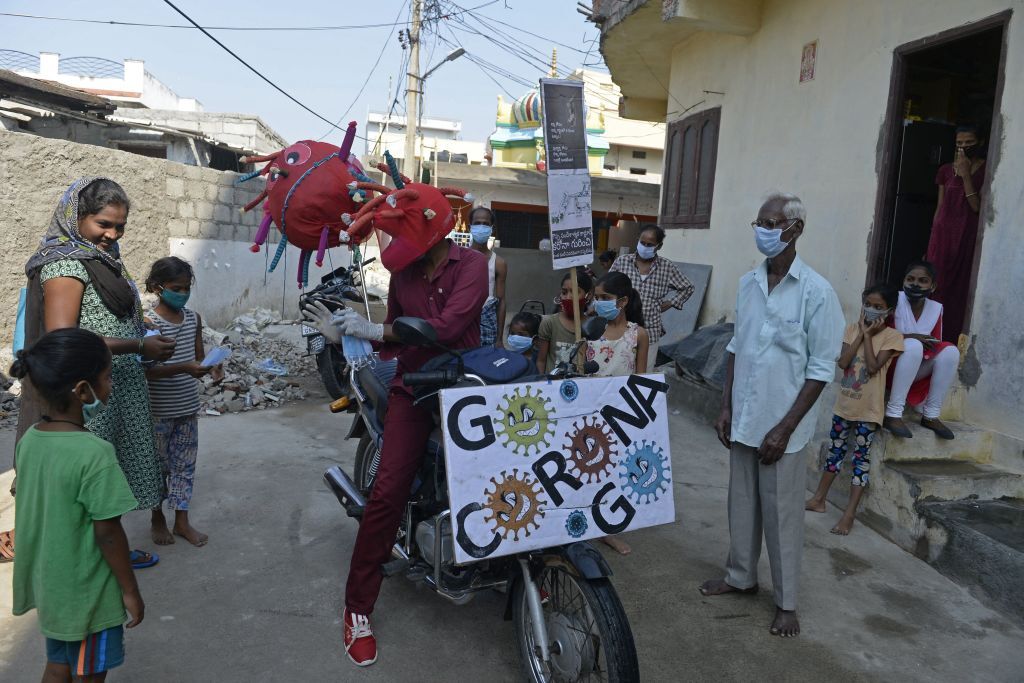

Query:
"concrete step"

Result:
[[884, 459, 1023, 503], [917, 499, 1024, 626], [881, 419, 994, 465]]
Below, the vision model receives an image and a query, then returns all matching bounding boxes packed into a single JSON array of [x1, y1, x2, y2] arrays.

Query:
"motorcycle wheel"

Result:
[[316, 345, 348, 399], [353, 434, 381, 497], [512, 563, 638, 682]]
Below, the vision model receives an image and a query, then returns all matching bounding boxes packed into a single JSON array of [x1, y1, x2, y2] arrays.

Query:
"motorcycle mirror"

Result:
[[393, 317, 439, 347], [581, 316, 608, 341]]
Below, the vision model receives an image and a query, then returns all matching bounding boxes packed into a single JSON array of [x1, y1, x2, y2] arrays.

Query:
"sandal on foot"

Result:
[[130, 549, 159, 569], [921, 417, 954, 440], [883, 417, 913, 438], [0, 529, 14, 563]]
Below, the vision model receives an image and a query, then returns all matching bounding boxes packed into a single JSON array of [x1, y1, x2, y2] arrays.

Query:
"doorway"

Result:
[[870, 12, 1007, 341]]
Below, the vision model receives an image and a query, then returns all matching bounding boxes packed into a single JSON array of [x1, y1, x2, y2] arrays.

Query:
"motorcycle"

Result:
[[323, 316, 640, 682], [299, 258, 375, 399]]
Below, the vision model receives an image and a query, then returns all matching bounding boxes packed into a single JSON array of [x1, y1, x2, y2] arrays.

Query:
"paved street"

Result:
[[1, 378, 1022, 682]]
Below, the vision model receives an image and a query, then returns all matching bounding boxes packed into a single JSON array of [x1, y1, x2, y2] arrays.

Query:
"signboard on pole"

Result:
[[541, 79, 594, 269], [440, 374, 675, 565]]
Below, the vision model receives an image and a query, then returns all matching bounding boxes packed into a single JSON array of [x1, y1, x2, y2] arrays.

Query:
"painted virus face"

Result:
[[619, 440, 671, 504], [564, 510, 589, 539], [564, 416, 618, 484], [483, 469, 547, 540], [495, 386, 555, 456]]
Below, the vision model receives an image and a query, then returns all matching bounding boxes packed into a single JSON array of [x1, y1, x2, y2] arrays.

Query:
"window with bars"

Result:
[[660, 107, 721, 229]]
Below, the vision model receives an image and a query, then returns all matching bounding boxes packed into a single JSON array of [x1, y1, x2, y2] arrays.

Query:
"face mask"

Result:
[[636, 242, 657, 260], [560, 297, 587, 319], [594, 299, 621, 321], [903, 285, 929, 302], [470, 224, 492, 244], [506, 334, 534, 353], [863, 306, 889, 323], [160, 288, 190, 310], [754, 223, 795, 258], [82, 383, 107, 423]]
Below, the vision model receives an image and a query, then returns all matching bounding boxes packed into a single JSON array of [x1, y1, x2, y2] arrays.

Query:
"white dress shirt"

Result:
[[725, 255, 844, 453]]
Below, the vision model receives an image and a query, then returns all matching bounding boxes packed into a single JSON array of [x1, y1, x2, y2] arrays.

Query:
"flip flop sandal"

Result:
[[0, 529, 14, 563], [130, 549, 159, 569]]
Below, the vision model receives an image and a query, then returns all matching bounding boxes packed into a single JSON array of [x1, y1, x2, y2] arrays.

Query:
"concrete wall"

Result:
[[125, 110, 287, 156], [649, 0, 1023, 438], [0, 129, 344, 346]]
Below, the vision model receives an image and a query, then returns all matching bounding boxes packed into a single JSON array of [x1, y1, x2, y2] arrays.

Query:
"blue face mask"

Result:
[[594, 299, 622, 321], [754, 222, 796, 257], [635, 242, 657, 260], [506, 334, 534, 353], [82, 383, 107, 423], [160, 288, 190, 310], [470, 224, 492, 244]]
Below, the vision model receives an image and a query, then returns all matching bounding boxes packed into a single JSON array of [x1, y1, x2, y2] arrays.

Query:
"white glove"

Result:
[[333, 307, 385, 342], [301, 300, 345, 344]]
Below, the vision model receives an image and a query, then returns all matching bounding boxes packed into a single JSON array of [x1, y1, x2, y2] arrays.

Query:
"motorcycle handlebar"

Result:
[[402, 368, 460, 388]]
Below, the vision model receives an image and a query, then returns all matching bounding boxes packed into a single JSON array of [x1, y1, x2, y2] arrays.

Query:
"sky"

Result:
[[0, 0, 607, 146]]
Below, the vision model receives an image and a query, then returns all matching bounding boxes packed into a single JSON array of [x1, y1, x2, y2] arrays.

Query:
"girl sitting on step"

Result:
[[883, 261, 961, 441], [807, 283, 903, 535]]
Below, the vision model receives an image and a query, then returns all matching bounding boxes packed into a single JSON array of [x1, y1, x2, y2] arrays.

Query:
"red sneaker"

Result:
[[343, 609, 378, 667]]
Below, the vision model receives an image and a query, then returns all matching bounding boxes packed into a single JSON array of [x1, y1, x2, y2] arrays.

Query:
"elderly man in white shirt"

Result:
[[699, 192, 843, 638]]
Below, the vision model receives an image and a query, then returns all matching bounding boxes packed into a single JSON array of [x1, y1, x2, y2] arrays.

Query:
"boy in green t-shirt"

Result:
[[10, 328, 144, 680]]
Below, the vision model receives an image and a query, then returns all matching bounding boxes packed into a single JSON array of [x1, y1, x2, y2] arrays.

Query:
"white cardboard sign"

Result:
[[541, 78, 594, 269], [440, 374, 675, 565]]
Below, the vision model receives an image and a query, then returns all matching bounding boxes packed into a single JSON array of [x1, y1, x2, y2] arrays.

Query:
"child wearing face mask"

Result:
[[883, 260, 960, 440], [586, 272, 649, 555], [537, 270, 594, 373], [505, 312, 541, 364], [806, 284, 903, 535], [10, 329, 144, 681], [587, 272, 650, 377], [144, 257, 217, 548], [468, 207, 508, 347]]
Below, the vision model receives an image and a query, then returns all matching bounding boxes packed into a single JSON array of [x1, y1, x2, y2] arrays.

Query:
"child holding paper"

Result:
[[144, 257, 219, 547]]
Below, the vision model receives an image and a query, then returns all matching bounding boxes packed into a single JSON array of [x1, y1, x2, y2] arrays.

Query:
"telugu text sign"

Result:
[[541, 78, 594, 269], [440, 374, 676, 565]]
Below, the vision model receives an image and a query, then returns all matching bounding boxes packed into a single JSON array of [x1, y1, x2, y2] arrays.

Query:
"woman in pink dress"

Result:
[[925, 124, 986, 342]]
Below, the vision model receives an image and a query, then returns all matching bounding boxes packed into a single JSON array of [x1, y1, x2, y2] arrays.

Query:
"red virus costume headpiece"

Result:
[[340, 151, 473, 273]]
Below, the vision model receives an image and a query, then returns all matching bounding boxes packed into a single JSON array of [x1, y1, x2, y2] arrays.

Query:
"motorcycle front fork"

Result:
[[519, 558, 551, 663]]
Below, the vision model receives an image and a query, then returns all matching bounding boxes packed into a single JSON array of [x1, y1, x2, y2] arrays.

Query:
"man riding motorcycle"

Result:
[[304, 184, 487, 667]]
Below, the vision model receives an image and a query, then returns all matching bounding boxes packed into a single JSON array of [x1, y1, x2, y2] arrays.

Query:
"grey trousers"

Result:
[[724, 442, 807, 611]]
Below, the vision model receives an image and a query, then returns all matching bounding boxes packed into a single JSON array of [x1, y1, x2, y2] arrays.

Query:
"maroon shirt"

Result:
[[381, 241, 488, 389]]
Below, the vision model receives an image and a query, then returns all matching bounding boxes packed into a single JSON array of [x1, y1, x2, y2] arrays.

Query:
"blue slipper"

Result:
[[130, 549, 159, 569]]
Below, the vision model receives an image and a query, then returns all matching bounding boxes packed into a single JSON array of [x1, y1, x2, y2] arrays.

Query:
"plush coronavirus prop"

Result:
[[237, 121, 383, 286]]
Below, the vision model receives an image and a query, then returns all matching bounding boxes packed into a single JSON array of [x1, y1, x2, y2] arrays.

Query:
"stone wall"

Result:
[[0, 129, 337, 347]]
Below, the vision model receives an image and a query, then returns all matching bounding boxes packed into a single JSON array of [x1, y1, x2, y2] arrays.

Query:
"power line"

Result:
[[315, 0, 410, 141], [160, 0, 367, 139], [0, 3, 500, 31], [448, 2, 590, 55]]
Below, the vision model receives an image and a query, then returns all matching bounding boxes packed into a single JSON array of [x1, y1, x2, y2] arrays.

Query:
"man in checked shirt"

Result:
[[610, 224, 695, 371]]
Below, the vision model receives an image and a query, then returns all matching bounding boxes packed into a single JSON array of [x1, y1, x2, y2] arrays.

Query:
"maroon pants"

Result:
[[345, 389, 433, 615]]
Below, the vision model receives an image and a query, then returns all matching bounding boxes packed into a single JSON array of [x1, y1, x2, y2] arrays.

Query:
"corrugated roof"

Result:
[[0, 69, 114, 114]]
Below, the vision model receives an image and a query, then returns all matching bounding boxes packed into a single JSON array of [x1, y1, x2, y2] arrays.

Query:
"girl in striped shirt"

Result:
[[144, 257, 217, 547]]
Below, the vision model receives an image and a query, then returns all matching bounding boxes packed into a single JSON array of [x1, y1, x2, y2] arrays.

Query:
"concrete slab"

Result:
[[1, 394, 1022, 681]]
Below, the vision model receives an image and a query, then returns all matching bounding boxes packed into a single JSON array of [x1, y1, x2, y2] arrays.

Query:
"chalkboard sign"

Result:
[[541, 81, 589, 172], [541, 79, 594, 270]]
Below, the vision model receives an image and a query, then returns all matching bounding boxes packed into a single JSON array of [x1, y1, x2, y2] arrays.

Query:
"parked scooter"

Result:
[[324, 316, 640, 682], [299, 258, 375, 399]]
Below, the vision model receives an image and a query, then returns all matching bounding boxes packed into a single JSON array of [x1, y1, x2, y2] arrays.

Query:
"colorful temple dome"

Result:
[[512, 89, 542, 129]]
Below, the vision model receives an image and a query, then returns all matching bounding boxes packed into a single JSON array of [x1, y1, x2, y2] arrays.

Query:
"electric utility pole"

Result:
[[403, 0, 422, 179]]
